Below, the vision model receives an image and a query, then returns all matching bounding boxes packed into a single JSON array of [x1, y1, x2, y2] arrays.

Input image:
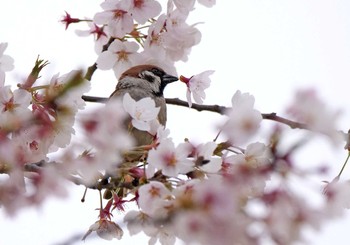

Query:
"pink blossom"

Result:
[[82, 219, 123, 241], [323, 178, 350, 216], [0, 169, 28, 215], [222, 142, 271, 196], [48, 70, 90, 111], [190, 141, 222, 173], [180, 70, 214, 107], [123, 93, 160, 132], [75, 22, 108, 53], [60, 11, 80, 30], [94, 0, 134, 38], [0, 86, 32, 129], [287, 89, 342, 142], [143, 14, 167, 60], [81, 98, 133, 150], [12, 125, 54, 163], [0, 43, 14, 85], [153, 125, 171, 145], [124, 210, 158, 236], [96, 39, 141, 78], [137, 181, 173, 218], [171, 0, 195, 14], [66, 99, 133, 184], [221, 90, 262, 144], [174, 178, 253, 245], [81, 99, 131, 149], [28, 165, 68, 205], [197, 0, 216, 7], [147, 140, 193, 178], [162, 12, 202, 61], [262, 190, 323, 244], [148, 225, 176, 245], [120, 0, 162, 24], [226, 142, 271, 168], [45, 71, 90, 150]]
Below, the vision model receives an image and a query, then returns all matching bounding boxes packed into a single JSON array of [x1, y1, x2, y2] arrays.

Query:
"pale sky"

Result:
[[1, 1, 350, 244]]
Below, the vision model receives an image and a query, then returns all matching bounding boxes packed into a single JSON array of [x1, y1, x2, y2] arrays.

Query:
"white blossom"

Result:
[[221, 90, 262, 144], [0, 43, 14, 85], [123, 93, 160, 132]]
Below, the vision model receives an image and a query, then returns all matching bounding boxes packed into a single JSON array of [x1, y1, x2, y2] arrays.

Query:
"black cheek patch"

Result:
[[143, 74, 155, 83]]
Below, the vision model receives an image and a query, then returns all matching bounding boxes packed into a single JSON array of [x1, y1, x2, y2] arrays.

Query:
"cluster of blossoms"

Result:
[[1, 0, 350, 245], [68, 0, 214, 78], [0, 45, 90, 214]]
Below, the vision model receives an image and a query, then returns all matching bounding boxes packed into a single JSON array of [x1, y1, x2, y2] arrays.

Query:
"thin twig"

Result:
[[84, 37, 115, 81]]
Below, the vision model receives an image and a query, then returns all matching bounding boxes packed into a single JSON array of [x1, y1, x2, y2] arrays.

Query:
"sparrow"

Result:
[[109, 64, 178, 148]]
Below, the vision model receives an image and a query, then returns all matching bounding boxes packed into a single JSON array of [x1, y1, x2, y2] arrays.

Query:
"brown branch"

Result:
[[81, 95, 348, 140], [261, 112, 309, 130], [84, 37, 115, 81], [166, 98, 228, 114]]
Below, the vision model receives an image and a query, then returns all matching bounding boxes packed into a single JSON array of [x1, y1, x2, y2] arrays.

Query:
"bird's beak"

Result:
[[162, 74, 179, 84]]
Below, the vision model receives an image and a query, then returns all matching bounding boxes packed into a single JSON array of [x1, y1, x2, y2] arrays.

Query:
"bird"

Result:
[[109, 64, 178, 149]]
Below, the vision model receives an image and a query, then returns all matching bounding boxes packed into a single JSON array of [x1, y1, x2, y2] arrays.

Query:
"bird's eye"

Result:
[[151, 68, 164, 77]]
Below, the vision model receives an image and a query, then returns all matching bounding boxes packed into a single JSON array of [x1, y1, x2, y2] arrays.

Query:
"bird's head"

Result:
[[118, 65, 178, 96]]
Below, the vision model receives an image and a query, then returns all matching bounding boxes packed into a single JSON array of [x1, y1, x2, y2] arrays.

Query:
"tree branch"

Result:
[[166, 98, 228, 114], [81, 95, 322, 133], [84, 37, 115, 81]]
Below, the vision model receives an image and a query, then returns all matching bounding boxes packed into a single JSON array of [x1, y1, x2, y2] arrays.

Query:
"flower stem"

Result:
[[99, 190, 103, 210], [337, 151, 350, 178]]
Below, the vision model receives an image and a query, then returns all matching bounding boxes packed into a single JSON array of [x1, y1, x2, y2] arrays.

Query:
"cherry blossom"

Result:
[[94, 0, 134, 38], [287, 88, 343, 143], [60, 11, 80, 30], [153, 125, 171, 145], [96, 39, 141, 78], [28, 165, 68, 205], [82, 219, 123, 241], [143, 14, 167, 60], [147, 140, 193, 178], [47, 71, 90, 112], [180, 70, 214, 107], [124, 210, 158, 236], [44, 70, 90, 150], [137, 181, 173, 218], [61, 98, 134, 184], [225, 142, 271, 168], [262, 189, 324, 245], [123, 93, 160, 132], [0, 42, 14, 85], [148, 225, 176, 245], [163, 10, 202, 61], [221, 90, 263, 144], [188, 141, 222, 173], [11, 126, 54, 164], [75, 22, 108, 53], [119, 0, 162, 24], [173, 177, 255, 245], [222, 142, 271, 196], [171, 0, 195, 14], [0, 169, 28, 215], [197, 0, 216, 8], [323, 179, 350, 216], [0, 86, 32, 129], [81, 98, 132, 150]]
